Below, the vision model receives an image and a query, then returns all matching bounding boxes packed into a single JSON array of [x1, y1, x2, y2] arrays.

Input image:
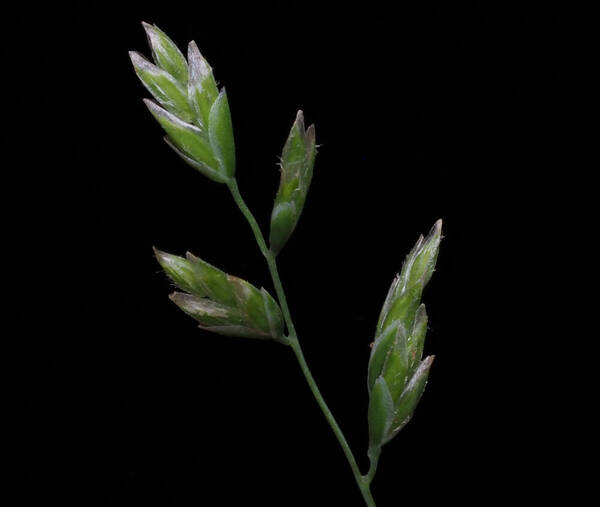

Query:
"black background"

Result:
[[14, 2, 566, 506]]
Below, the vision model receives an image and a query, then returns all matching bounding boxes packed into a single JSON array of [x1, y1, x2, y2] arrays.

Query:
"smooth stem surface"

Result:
[[366, 453, 380, 485], [226, 181, 294, 332], [227, 179, 376, 507], [290, 339, 377, 507]]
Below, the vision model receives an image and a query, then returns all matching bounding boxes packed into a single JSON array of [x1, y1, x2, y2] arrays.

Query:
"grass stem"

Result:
[[227, 179, 376, 507]]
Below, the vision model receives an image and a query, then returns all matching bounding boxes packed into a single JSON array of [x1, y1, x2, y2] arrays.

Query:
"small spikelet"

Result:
[[154, 248, 284, 341], [130, 23, 234, 185], [269, 110, 317, 254], [367, 221, 442, 452]]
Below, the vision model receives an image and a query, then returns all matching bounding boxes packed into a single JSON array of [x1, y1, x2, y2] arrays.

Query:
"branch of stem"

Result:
[[227, 179, 377, 507]]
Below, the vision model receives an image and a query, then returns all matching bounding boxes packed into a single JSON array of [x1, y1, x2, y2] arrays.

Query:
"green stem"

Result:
[[226, 180, 271, 258], [290, 339, 377, 507], [365, 452, 380, 485], [227, 179, 376, 507]]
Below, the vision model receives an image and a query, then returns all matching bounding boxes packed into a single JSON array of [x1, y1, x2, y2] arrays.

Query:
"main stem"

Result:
[[227, 180, 377, 507]]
